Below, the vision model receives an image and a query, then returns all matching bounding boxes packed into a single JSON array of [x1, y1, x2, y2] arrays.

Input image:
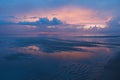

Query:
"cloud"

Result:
[[0, 16, 17, 22], [107, 17, 120, 27], [0, 20, 14, 25], [19, 17, 63, 26], [0, 0, 119, 25], [0, 0, 120, 35], [94, 17, 120, 35]]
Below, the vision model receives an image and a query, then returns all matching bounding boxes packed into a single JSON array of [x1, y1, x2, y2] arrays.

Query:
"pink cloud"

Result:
[[18, 6, 111, 25]]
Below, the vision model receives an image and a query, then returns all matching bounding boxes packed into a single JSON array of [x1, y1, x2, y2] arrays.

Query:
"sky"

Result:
[[0, 0, 120, 35]]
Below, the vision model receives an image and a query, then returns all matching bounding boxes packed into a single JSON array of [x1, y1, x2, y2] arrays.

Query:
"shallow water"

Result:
[[0, 36, 120, 80]]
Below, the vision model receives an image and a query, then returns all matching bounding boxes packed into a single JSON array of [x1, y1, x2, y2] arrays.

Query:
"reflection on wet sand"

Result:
[[75, 46, 111, 54], [0, 36, 120, 80], [11, 46, 92, 60]]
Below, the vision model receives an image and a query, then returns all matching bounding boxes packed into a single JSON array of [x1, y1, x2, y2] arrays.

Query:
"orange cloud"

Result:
[[19, 6, 110, 24]]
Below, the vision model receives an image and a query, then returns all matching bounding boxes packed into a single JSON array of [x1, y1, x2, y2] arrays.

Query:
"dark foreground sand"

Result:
[[102, 52, 120, 80]]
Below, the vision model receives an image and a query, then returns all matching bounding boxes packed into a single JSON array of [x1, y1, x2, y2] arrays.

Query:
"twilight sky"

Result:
[[0, 0, 120, 35]]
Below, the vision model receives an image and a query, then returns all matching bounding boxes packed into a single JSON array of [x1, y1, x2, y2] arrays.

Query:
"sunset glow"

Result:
[[16, 6, 110, 25], [0, 1, 120, 80]]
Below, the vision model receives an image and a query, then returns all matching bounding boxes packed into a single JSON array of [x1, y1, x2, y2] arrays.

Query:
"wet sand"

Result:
[[102, 52, 120, 80], [0, 36, 120, 80]]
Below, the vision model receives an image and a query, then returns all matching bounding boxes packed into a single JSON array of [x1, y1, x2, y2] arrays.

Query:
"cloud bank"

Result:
[[19, 17, 63, 26], [0, 0, 120, 35]]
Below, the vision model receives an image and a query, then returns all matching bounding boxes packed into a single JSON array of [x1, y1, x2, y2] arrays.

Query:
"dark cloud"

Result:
[[19, 17, 63, 26]]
